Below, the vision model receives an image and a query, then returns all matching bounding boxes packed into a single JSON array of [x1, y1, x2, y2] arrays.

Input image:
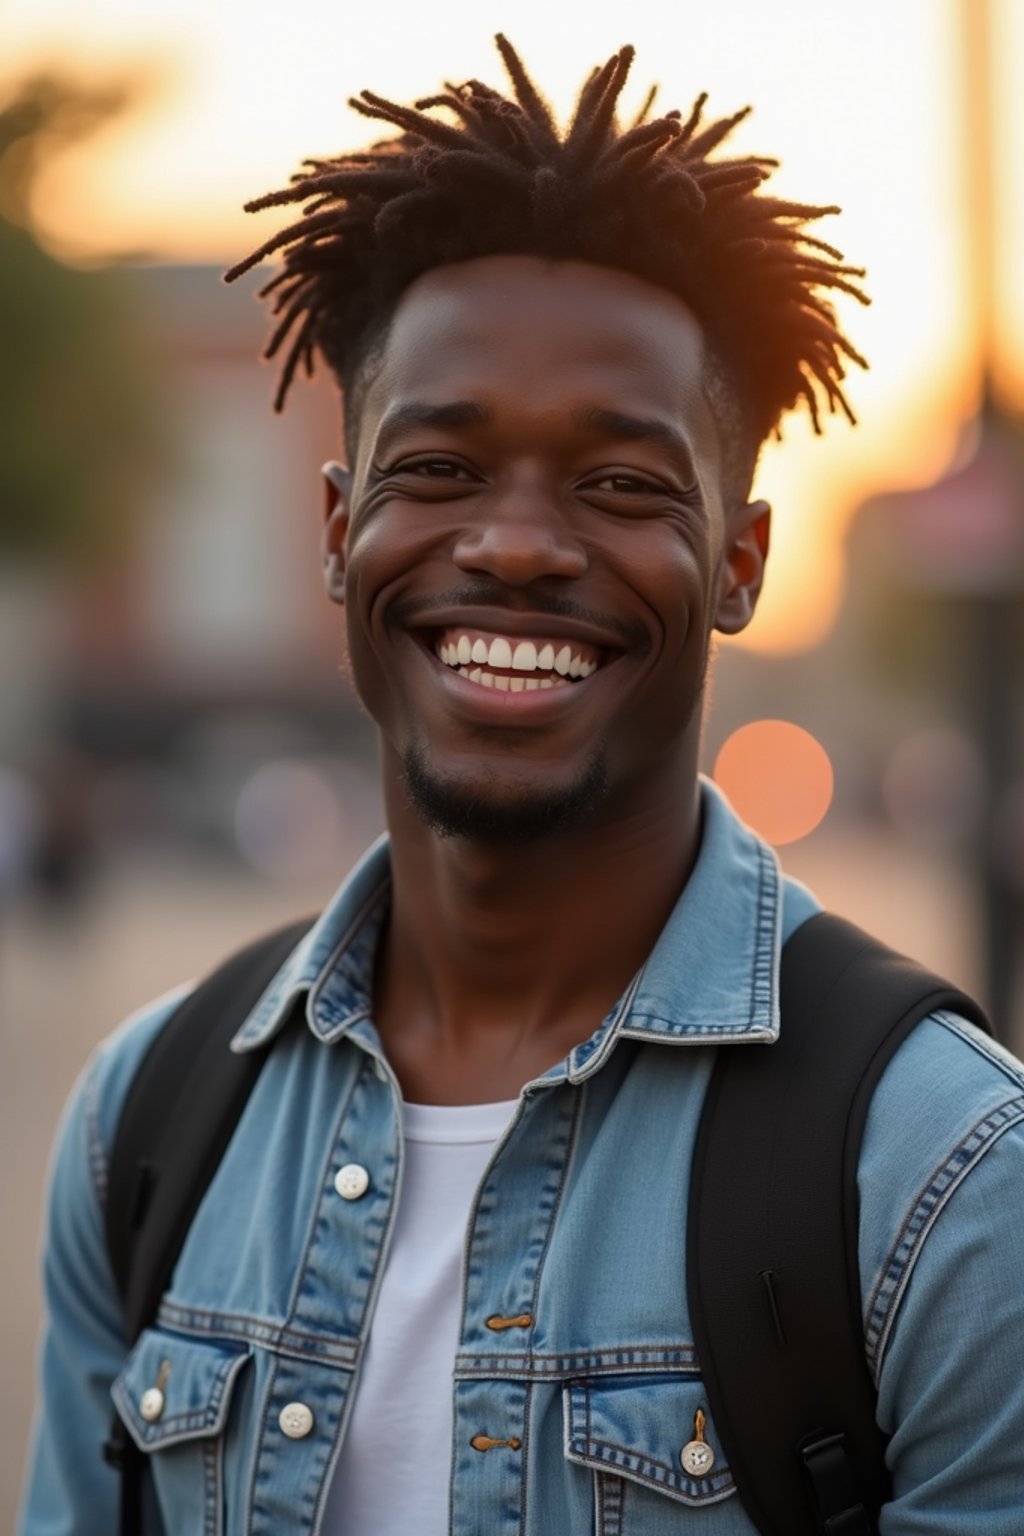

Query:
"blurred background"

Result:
[[2, 0, 1022, 1519]]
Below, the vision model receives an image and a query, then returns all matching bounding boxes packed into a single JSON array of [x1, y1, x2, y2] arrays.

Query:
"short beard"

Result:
[[402, 742, 609, 845]]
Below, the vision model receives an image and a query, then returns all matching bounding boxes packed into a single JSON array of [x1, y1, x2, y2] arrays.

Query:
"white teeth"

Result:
[[439, 632, 601, 685], [509, 677, 525, 692], [494, 674, 510, 691], [524, 678, 541, 691], [512, 641, 537, 672]]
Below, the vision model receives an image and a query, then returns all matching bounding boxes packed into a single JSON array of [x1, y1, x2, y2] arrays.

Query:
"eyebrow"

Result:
[[571, 406, 696, 475], [374, 400, 491, 455], [373, 399, 696, 476]]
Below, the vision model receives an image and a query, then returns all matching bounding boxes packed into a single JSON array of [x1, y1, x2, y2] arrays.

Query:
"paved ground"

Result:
[[2, 827, 1013, 1525]]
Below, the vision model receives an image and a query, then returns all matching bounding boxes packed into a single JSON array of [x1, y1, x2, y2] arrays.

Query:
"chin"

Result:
[[402, 743, 609, 845]]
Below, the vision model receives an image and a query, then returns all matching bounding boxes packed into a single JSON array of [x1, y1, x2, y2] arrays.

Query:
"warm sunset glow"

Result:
[[5, 0, 1019, 654], [714, 721, 835, 846]]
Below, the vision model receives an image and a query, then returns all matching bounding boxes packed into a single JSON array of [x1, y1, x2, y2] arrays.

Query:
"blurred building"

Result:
[[12, 264, 382, 869], [62, 266, 352, 716]]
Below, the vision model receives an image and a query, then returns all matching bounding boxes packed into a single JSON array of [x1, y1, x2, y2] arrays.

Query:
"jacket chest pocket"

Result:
[[112, 1328, 251, 1536], [563, 1377, 742, 1535]]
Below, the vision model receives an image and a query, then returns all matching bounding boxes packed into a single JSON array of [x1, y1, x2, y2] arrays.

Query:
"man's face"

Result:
[[324, 255, 768, 842]]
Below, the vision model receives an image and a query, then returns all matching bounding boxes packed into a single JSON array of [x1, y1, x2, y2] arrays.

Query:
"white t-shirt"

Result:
[[323, 1096, 519, 1534]]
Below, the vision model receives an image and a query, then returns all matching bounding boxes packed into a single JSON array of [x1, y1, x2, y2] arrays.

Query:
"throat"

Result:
[[376, 764, 704, 1099], [373, 868, 635, 1102], [372, 960, 601, 1106]]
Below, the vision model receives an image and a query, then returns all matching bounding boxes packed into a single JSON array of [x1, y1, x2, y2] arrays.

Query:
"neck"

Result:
[[374, 752, 703, 1096]]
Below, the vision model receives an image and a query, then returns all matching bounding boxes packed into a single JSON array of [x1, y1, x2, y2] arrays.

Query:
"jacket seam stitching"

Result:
[[160, 1301, 357, 1350], [749, 840, 778, 1034], [468, 1345, 699, 1359], [935, 1012, 1024, 1090], [305, 887, 389, 1033], [281, 1064, 365, 1330], [865, 1093, 1024, 1379], [566, 1431, 734, 1503], [156, 1310, 361, 1371], [525, 1088, 584, 1323], [84, 1055, 110, 1210], [517, 1380, 533, 1536]]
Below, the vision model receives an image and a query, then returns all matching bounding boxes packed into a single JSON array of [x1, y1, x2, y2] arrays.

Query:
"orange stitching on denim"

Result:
[[484, 1313, 534, 1331], [470, 1434, 523, 1452]]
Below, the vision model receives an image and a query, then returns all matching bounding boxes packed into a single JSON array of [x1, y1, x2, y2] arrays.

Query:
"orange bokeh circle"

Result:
[[713, 720, 834, 846]]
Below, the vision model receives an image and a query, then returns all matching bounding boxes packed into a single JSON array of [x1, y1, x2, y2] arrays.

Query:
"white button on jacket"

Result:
[[139, 1388, 164, 1424], [334, 1163, 370, 1200], [278, 1402, 315, 1439]]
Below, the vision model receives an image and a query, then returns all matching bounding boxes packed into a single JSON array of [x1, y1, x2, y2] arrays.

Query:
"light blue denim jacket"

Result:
[[20, 782, 1024, 1534]]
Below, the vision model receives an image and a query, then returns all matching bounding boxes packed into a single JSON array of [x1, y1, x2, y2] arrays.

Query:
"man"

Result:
[[21, 37, 1024, 1535]]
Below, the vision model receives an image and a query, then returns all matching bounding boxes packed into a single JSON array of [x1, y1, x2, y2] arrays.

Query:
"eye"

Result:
[[583, 470, 669, 495], [596, 473, 661, 493], [400, 457, 475, 480]]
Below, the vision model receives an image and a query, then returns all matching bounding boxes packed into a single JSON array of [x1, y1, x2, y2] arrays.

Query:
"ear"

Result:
[[713, 499, 771, 635], [321, 460, 352, 605]]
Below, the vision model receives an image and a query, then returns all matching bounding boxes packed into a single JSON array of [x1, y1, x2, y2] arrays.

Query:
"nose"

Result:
[[452, 480, 588, 587]]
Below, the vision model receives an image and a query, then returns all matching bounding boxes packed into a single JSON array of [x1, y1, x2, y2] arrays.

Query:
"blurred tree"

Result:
[[0, 73, 170, 568]]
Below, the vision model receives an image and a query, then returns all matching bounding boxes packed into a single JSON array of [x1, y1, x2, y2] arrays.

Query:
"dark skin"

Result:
[[322, 256, 770, 1104]]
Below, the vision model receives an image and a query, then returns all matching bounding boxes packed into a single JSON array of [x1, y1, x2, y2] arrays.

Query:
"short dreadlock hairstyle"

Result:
[[225, 36, 868, 492]]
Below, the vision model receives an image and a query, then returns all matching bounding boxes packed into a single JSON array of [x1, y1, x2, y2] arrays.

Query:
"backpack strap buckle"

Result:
[[800, 1431, 874, 1535], [103, 1414, 130, 1471]]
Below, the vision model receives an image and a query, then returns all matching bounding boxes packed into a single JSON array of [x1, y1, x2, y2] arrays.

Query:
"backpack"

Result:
[[102, 911, 990, 1536]]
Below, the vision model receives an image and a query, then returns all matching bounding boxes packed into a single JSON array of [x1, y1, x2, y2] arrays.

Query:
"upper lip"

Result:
[[403, 606, 632, 654]]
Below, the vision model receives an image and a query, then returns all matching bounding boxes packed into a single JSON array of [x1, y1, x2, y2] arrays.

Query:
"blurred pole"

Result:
[[966, 591, 1018, 1036], [962, 0, 998, 404], [961, 0, 1021, 1038]]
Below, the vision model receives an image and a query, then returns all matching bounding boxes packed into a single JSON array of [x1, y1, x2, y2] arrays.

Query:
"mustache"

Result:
[[388, 581, 648, 651]]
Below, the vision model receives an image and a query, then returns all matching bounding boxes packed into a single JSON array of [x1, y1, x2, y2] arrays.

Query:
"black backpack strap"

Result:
[[102, 916, 313, 1536], [687, 911, 991, 1536]]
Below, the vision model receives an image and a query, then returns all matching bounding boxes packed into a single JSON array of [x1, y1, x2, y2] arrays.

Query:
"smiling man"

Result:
[[21, 38, 1024, 1536]]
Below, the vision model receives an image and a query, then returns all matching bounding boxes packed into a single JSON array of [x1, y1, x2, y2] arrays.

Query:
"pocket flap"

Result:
[[112, 1328, 250, 1452], [563, 1376, 735, 1508]]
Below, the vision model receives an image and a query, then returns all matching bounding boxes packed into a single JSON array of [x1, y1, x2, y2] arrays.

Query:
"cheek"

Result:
[[340, 512, 443, 716], [343, 516, 409, 642], [618, 535, 712, 654], [339, 613, 377, 713], [346, 503, 454, 611]]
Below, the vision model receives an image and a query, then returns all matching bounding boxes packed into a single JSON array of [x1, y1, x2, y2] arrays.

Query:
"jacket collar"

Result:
[[565, 778, 783, 1082], [231, 779, 785, 1067]]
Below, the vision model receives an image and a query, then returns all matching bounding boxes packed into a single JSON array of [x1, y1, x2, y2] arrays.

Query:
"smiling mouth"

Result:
[[431, 626, 605, 692]]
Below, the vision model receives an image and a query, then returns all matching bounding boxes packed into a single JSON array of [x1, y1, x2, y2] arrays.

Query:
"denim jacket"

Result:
[[20, 781, 1024, 1534]]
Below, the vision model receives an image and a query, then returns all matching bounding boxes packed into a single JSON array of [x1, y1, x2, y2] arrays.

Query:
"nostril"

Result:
[[452, 526, 588, 583]]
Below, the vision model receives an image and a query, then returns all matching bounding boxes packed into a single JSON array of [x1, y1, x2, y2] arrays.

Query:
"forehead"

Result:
[[357, 256, 721, 466]]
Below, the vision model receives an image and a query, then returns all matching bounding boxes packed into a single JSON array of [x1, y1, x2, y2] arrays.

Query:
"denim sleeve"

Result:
[[860, 1015, 1024, 1533], [18, 993, 187, 1536]]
